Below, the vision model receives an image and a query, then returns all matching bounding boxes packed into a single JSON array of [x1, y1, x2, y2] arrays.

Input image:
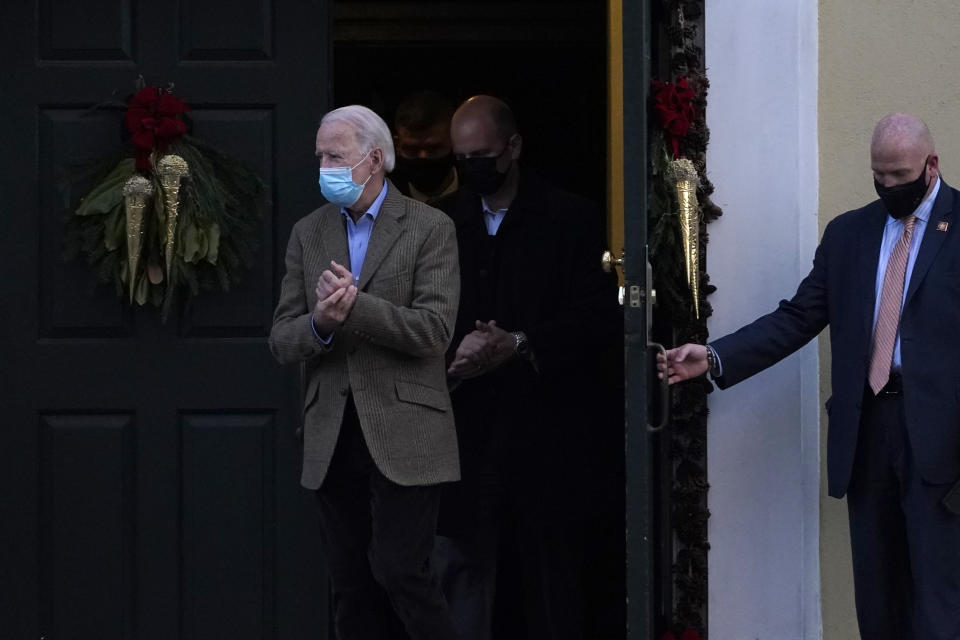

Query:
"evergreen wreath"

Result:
[[63, 78, 266, 319]]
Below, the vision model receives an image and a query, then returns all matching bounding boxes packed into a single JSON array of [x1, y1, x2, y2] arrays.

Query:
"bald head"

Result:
[[871, 113, 934, 157], [870, 113, 939, 191], [451, 96, 518, 143], [450, 95, 522, 199]]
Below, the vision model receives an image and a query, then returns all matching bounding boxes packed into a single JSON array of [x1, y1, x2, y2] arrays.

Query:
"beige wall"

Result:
[[819, 1, 960, 637]]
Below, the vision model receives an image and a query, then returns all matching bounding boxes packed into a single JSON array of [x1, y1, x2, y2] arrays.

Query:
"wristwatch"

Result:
[[512, 331, 531, 359], [705, 344, 721, 377]]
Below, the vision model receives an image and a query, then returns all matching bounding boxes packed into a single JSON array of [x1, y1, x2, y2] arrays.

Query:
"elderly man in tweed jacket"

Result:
[[269, 105, 461, 640]]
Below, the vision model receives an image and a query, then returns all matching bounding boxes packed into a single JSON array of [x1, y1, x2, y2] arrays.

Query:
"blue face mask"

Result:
[[318, 150, 373, 207]]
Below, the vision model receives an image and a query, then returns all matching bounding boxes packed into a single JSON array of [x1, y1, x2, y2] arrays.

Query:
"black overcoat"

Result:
[[436, 171, 623, 533]]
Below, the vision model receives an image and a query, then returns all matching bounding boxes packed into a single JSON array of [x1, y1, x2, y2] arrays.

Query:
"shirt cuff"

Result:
[[310, 314, 333, 345], [706, 344, 722, 378]]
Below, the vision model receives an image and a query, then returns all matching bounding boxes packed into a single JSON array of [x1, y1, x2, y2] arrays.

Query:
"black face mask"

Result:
[[395, 154, 454, 193], [875, 157, 931, 219], [456, 144, 512, 195]]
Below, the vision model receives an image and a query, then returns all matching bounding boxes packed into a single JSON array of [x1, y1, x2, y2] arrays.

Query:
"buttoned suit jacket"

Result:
[[713, 181, 960, 498], [269, 181, 461, 490]]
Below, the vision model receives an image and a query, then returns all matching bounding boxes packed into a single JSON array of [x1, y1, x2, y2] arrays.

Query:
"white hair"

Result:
[[320, 105, 396, 172]]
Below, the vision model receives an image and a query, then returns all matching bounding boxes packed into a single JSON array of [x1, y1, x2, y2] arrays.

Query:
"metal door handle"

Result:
[[602, 250, 626, 305], [647, 342, 670, 432], [601, 250, 624, 273]]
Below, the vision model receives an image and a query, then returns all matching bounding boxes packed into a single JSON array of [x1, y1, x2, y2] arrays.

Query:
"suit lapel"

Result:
[[858, 204, 888, 337], [358, 183, 406, 290], [315, 206, 350, 272], [903, 181, 955, 309]]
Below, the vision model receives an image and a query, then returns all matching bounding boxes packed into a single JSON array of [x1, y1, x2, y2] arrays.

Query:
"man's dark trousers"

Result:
[[315, 396, 459, 640], [847, 381, 960, 640]]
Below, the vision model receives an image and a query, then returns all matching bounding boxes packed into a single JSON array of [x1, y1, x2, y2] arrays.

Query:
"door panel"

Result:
[[39, 413, 137, 640], [2, 2, 331, 638]]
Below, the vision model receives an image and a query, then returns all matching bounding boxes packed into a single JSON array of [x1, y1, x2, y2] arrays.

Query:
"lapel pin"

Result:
[[937, 221, 949, 232]]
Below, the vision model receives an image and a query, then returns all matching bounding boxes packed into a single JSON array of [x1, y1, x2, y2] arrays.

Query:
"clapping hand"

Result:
[[312, 261, 357, 336], [447, 320, 516, 379]]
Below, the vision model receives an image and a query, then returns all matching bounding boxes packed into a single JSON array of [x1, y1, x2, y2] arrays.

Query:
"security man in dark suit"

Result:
[[659, 113, 960, 640], [435, 95, 623, 640]]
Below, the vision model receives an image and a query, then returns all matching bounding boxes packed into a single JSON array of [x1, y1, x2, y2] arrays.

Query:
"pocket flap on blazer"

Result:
[[395, 380, 450, 411], [303, 371, 322, 413]]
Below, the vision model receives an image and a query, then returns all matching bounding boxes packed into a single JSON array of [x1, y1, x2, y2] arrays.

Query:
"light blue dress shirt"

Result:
[[707, 176, 942, 378], [311, 182, 389, 342], [342, 182, 389, 284], [481, 198, 508, 235], [871, 176, 941, 370]]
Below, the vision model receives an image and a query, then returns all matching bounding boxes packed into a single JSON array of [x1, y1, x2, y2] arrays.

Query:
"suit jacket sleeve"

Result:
[[342, 218, 460, 358], [268, 221, 334, 364], [712, 218, 834, 388]]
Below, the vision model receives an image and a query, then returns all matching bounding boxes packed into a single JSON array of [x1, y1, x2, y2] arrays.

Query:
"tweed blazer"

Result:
[[269, 181, 461, 490]]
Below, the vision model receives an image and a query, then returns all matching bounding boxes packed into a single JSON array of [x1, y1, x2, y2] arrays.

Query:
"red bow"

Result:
[[652, 77, 696, 158], [124, 86, 188, 170]]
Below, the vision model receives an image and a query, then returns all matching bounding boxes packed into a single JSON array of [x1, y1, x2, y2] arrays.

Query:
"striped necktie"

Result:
[[868, 215, 916, 394]]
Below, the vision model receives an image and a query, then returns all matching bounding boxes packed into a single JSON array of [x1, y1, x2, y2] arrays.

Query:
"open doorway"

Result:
[[332, 1, 608, 211], [331, 2, 630, 638]]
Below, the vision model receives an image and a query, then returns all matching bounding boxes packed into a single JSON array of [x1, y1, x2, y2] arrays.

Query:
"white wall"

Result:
[[704, 1, 821, 638]]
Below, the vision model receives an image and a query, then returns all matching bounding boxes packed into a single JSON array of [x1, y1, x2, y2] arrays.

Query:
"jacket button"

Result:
[[340, 387, 348, 397]]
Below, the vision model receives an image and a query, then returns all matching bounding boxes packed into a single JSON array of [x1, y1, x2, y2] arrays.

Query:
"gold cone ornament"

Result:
[[122, 175, 154, 302], [667, 158, 701, 318], [157, 154, 190, 281]]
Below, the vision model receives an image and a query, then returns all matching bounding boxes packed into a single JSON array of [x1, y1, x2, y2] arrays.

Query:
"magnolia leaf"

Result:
[[181, 224, 201, 263], [147, 262, 164, 284], [134, 273, 148, 305], [103, 205, 125, 251], [76, 159, 135, 216], [196, 226, 209, 262], [103, 210, 119, 251], [205, 223, 221, 264]]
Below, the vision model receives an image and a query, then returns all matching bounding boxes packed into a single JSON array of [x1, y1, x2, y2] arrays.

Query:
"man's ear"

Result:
[[509, 134, 523, 160], [370, 147, 385, 174]]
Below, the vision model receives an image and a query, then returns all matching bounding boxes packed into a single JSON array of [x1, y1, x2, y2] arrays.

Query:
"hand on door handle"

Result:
[[647, 342, 670, 433], [655, 343, 710, 385]]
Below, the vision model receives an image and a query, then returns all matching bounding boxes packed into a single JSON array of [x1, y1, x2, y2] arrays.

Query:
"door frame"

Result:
[[608, 0, 655, 638]]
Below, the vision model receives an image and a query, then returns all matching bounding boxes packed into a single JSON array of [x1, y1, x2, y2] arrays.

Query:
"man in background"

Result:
[[436, 95, 623, 640], [392, 90, 459, 205]]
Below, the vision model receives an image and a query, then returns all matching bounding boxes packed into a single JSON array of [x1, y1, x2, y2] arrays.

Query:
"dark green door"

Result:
[[608, 0, 656, 637], [1, 2, 332, 638]]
